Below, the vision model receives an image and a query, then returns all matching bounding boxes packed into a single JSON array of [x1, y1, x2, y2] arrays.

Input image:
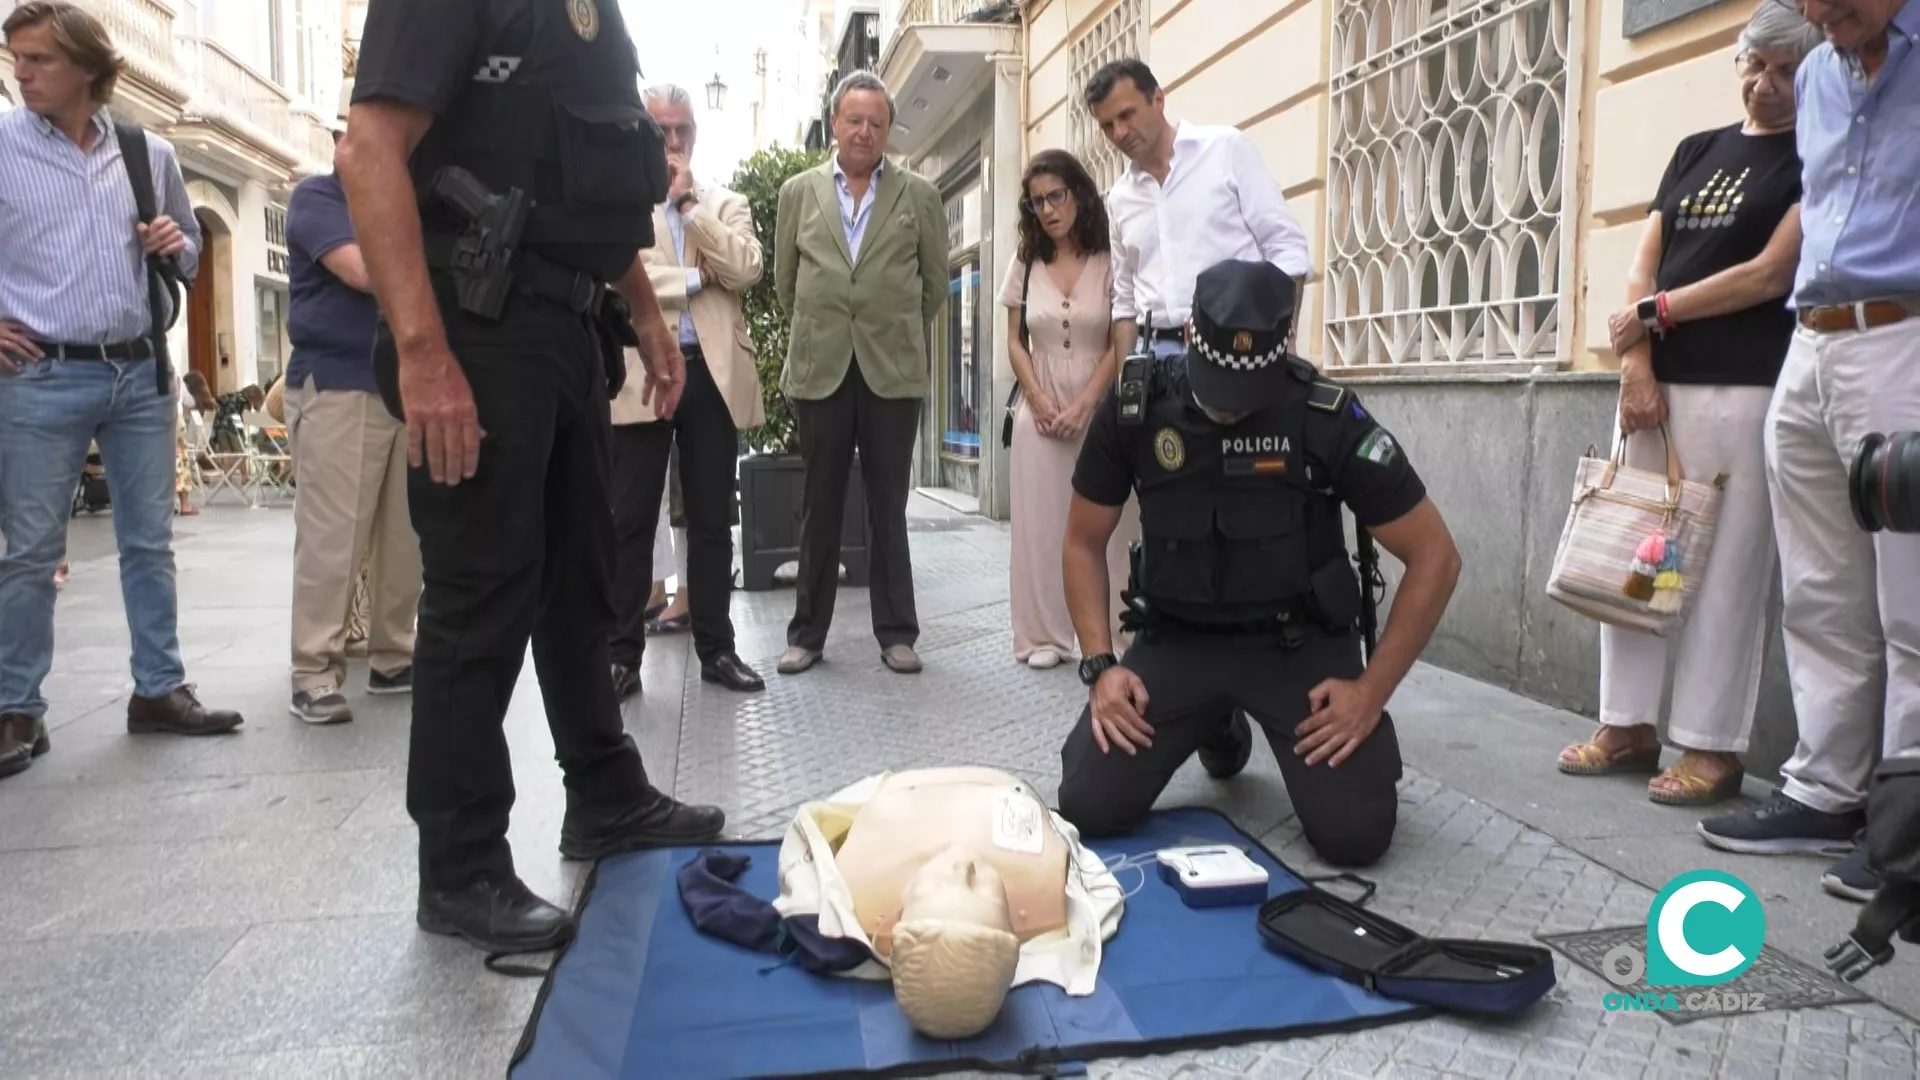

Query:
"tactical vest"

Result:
[[1131, 367, 1350, 626], [411, 0, 667, 282]]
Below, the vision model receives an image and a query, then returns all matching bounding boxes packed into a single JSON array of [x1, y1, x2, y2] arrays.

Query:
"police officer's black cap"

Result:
[[1184, 260, 1296, 410]]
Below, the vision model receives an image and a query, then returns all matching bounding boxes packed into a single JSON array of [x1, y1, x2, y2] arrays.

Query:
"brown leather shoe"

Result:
[[127, 686, 244, 736], [0, 712, 49, 780]]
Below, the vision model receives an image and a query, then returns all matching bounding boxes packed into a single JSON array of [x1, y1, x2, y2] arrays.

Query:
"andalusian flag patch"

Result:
[[1356, 429, 1398, 466]]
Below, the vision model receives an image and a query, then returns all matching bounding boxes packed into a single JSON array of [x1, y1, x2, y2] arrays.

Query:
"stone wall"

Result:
[[1351, 373, 1799, 781]]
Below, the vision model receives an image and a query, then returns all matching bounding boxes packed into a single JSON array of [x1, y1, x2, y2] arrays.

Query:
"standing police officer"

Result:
[[339, 0, 724, 955], [1056, 260, 1461, 868]]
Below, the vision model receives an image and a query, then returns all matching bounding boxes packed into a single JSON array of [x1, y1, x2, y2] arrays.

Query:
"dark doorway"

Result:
[[188, 209, 218, 391]]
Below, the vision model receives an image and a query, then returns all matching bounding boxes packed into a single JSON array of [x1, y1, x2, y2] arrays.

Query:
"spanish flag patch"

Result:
[[1224, 455, 1288, 476]]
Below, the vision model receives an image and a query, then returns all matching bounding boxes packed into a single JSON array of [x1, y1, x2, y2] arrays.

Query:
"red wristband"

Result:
[[1655, 292, 1676, 333]]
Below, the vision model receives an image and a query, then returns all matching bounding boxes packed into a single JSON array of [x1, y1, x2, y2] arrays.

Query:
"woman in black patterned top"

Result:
[[1558, 4, 1822, 807]]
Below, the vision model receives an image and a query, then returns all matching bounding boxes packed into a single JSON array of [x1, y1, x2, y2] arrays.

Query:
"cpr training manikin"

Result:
[[773, 767, 1126, 1039]]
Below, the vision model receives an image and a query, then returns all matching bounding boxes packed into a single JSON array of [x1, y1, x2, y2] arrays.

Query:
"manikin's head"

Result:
[[889, 843, 1020, 1040]]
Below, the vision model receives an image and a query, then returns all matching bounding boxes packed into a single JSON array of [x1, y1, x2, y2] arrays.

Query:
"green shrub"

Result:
[[731, 144, 828, 455]]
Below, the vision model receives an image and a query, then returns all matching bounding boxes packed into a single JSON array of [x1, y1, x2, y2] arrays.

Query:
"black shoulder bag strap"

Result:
[[114, 121, 184, 396], [1000, 259, 1034, 449]]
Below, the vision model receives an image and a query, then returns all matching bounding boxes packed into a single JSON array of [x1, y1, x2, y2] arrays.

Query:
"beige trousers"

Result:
[[1768, 320, 1920, 814], [286, 382, 421, 692], [1598, 384, 1778, 752]]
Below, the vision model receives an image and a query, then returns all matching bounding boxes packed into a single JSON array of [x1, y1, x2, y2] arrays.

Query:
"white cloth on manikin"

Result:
[[771, 771, 1125, 996]]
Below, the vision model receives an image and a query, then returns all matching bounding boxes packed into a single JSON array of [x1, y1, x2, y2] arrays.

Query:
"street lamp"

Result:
[[706, 70, 727, 111]]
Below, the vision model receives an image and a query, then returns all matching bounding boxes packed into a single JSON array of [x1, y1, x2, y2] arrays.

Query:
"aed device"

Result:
[[1155, 845, 1270, 908]]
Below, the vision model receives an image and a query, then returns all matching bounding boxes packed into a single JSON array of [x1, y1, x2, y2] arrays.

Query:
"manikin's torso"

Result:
[[833, 767, 1069, 956]]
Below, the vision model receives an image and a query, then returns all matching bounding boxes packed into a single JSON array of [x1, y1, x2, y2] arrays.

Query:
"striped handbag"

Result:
[[1546, 425, 1725, 636]]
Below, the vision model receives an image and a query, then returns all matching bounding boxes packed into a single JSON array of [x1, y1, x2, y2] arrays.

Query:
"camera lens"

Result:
[[1850, 431, 1920, 534]]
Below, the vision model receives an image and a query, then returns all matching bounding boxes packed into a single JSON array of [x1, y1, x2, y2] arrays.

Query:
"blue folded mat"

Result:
[[511, 807, 1428, 1079]]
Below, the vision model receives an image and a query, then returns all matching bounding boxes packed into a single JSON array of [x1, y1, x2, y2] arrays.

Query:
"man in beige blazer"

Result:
[[608, 84, 766, 697], [774, 72, 949, 677]]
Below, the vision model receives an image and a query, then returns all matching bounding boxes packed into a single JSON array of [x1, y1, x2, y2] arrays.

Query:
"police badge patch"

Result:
[[1153, 427, 1186, 471], [568, 0, 599, 40]]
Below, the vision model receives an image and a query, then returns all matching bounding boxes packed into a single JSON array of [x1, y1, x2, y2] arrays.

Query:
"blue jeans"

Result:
[[0, 357, 184, 717]]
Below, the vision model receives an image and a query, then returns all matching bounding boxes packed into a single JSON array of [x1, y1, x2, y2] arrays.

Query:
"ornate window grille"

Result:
[[1324, 0, 1572, 369], [1068, 0, 1147, 193]]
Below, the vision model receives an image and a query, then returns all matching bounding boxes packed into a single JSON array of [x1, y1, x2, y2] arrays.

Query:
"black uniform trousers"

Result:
[[787, 359, 921, 652], [1057, 624, 1403, 868], [609, 344, 738, 666], [375, 286, 651, 892]]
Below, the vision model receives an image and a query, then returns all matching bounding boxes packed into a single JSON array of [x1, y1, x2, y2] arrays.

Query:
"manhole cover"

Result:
[[1537, 925, 1870, 1024]]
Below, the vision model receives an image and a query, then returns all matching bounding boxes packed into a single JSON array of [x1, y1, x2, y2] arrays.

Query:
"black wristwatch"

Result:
[[1636, 295, 1662, 331], [1079, 653, 1118, 686]]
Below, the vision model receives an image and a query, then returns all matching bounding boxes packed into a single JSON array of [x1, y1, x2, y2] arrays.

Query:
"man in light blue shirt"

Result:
[[1700, 0, 1920, 903], [604, 84, 768, 699], [0, 2, 246, 784]]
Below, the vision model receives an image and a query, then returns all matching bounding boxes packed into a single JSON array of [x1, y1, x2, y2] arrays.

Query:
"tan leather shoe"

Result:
[[777, 647, 821, 675], [881, 645, 922, 674]]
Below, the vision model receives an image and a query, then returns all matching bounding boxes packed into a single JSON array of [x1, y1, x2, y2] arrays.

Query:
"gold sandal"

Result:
[[1648, 754, 1744, 807], [1558, 727, 1661, 776]]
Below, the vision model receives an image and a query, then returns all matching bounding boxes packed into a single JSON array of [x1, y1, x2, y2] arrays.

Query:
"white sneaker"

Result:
[[1027, 649, 1062, 670]]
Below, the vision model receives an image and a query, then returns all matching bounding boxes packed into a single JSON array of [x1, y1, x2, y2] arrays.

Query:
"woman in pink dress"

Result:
[[1000, 150, 1139, 668]]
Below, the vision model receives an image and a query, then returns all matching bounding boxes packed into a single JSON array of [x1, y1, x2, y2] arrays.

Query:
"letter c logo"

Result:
[[1657, 880, 1748, 977], [1645, 871, 1766, 986]]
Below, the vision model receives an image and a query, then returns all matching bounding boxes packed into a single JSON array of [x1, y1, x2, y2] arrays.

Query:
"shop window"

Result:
[[255, 285, 288, 388], [1324, 0, 1572, 369], [941, 259, 982, 460]]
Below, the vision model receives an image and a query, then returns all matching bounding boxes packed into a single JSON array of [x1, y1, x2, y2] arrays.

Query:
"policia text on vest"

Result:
[[1055, 260, 1462, 872], [337, 0, 726, 957]]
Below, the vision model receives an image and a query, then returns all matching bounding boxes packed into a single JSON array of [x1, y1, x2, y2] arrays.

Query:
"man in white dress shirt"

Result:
[[1086, 58, 1313, 364]]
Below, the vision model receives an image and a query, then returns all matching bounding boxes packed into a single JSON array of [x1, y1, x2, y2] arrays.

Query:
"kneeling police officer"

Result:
[[1057, 260, 1461, 868], [340, 0, 724, 955]]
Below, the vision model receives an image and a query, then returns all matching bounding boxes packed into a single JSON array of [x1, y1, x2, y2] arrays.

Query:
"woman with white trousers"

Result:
[[1557, 4, 1823, 806]]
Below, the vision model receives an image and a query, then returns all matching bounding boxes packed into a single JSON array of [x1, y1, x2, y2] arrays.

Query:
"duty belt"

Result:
[[1798, 294, 1920, 335], [422, 234, 606, 317], [1144, 608, 1310, 638]]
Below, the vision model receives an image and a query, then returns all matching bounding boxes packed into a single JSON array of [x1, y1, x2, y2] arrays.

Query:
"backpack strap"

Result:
[[114, 120, 183, 395], [115, 121, 158, 229]]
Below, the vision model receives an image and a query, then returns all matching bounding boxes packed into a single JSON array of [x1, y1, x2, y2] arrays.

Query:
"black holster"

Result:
[[1306, 557, 1363, 635], [593, 290, 639, 397]]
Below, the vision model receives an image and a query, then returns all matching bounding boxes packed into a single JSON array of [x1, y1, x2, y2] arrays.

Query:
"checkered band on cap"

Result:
[[1193, 333, 1286, 372]]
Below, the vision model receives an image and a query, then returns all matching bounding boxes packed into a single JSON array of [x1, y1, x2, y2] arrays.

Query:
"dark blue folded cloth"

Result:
[[676, 848, 870, 974]]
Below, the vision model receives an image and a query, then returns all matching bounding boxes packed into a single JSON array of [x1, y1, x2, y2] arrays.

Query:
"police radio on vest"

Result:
[[1222, 435, 1291, 455]]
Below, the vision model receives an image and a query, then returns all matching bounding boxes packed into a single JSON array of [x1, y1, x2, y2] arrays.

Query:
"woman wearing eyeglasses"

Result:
[[1558, 4, 1824, 806], [1000, 150, 1137, 670]]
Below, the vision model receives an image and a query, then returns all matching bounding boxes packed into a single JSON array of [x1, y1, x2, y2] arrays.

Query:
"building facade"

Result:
[[1023, 0, 1803, 778], [872, 0, 1023, 515], [0, 0, 343, 394]]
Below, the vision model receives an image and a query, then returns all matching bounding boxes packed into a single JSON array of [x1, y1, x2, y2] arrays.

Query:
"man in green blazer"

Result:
[[774, 71, 949, 677]]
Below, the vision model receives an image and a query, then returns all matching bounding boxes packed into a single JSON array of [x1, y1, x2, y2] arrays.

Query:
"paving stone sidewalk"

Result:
[[0, 496, 1913, 1078]]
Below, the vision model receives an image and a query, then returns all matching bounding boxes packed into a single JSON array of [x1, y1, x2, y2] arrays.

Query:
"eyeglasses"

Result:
[[1025, 188, 1070, 213], [1736, 50, 1800, 85]]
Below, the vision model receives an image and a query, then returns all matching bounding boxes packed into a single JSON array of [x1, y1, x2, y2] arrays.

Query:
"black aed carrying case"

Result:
[[1256, 884, 1557, 1015]]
